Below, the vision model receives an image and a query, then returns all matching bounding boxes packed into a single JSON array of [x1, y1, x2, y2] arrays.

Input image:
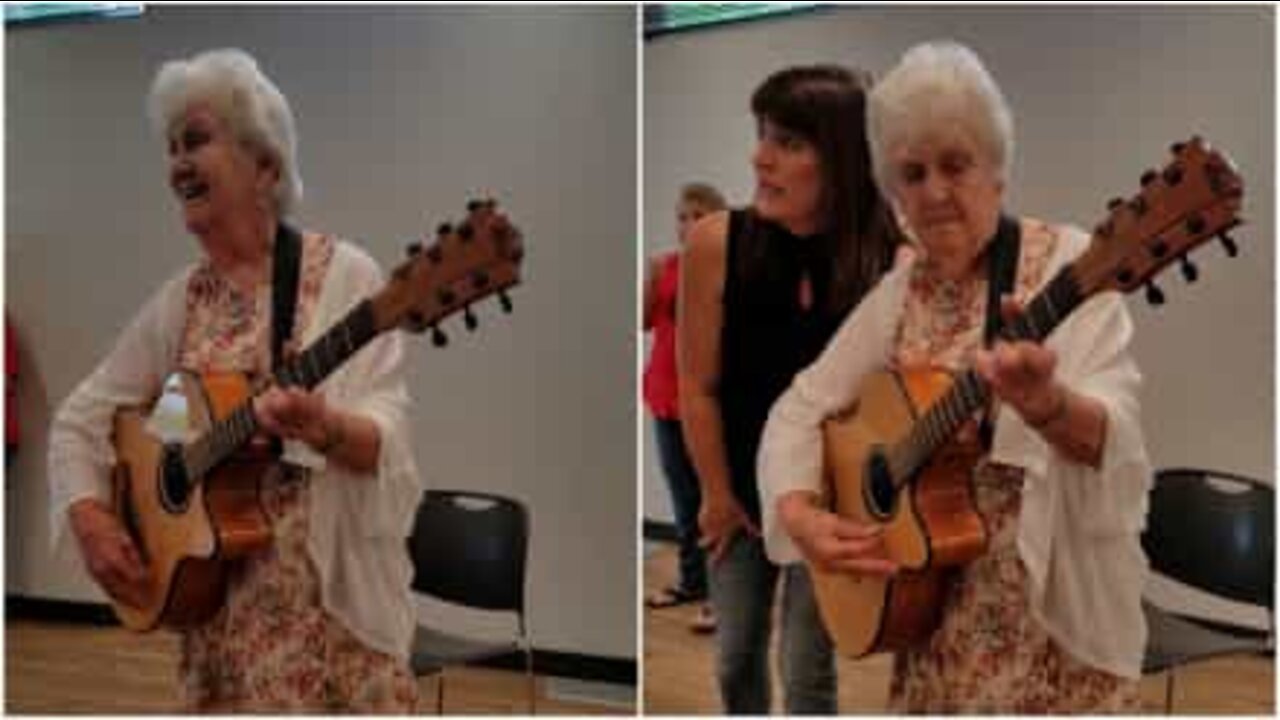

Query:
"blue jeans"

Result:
[[653, 417, 707, 596], [709, 532, 836, 714]]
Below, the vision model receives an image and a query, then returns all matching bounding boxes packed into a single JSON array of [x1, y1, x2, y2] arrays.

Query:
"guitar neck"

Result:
[[886, 267, 1086, 484], [182, 300, 380, 479]]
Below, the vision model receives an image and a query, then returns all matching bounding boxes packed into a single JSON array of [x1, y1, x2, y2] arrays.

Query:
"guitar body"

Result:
[[110, 371, 273, 631], [812, 368, 987, 657]]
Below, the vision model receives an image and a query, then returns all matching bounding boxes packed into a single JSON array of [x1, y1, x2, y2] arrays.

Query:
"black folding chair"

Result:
[[406, 490, 533, 714], [1140, 468, 1274, 713]]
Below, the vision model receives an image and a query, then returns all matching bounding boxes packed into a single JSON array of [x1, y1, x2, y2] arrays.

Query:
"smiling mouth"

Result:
[[175, 178, 209, 203]]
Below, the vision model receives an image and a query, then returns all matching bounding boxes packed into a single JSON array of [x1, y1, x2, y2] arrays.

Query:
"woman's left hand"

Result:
[[973, 296, 1066, 428], [252, 385, 338, 451]]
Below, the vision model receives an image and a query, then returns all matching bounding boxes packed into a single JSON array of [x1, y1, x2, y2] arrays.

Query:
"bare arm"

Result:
[[677, 211, 757, 562]]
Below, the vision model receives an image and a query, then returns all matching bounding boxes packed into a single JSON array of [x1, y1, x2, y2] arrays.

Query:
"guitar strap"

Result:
[[269, 222, 302, 459], [271, 222, 302, 375], [979, 215, 1021, 451]]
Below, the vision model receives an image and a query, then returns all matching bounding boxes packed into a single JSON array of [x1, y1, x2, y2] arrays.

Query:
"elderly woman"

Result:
[[47, 49, 421, 711], [758, 41, 1150, 712], [680, 65, 902, 713]]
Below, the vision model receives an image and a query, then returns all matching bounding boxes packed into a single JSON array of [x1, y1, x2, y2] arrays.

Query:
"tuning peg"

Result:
[[431, 325, 448, 347], [1162, 165, 1184, 186], [1179, 256, 1199, 283], [1171, 141, 1186, 155], [1129, 196, 1148, 217], [467, 199, 482, 213], [499, 290, 513, 313], [405, 241, 422, 257], [1219, 231, 1239, 258], [1145, 282, 1166, 306], [436, 222, 453, 237], [1140, 169, 1158, 187], [406, 310, 428, 332], [464, 305, 478, 331], [1107, 197, 1125, 211]]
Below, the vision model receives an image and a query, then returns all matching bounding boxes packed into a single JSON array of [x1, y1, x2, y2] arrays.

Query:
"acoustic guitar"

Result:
[[108, 199, 524, 631], [812, 137, 1244, 657]]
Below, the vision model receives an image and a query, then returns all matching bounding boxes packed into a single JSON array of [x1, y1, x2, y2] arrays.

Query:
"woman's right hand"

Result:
[[698, 491, 759, 565], [68, 498, 151, 608], [777, 492, 899, 576]]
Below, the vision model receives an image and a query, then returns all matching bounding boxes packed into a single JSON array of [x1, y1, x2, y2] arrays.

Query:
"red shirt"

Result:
[[643, 253, 680, 419]]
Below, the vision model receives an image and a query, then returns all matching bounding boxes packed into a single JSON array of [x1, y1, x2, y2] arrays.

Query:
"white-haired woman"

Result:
[[48, 48, 421, 711], [758, 41, 1150, 712]]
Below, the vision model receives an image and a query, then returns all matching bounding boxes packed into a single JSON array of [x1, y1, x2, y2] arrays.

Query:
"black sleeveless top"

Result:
[[719, 210, 849, 523]]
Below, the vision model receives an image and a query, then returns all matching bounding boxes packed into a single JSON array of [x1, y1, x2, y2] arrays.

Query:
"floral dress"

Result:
[[175, 232, 418, 712], [886, 219, 1142, 713]]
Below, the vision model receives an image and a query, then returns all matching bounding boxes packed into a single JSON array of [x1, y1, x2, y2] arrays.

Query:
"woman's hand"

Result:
[[974, 296, 1107, 467], [973, 296, 1066, 428], [777, 492, 898, 576], [698, 490, 759, 565], [68, 498, 151, 608], [252, 385, 340, 453]]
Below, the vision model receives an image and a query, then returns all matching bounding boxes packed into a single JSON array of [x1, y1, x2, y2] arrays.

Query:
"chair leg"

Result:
[[1163, 669, 1175, 715], [437, 671, 446, 715], [525, 644, 536, 714]]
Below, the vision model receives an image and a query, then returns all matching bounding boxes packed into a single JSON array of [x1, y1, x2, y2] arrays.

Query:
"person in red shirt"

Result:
[[644, 182, 726, 633]]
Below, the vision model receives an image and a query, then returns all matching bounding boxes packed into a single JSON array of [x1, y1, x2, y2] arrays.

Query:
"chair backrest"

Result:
[[1142, 468, 1274, 609], [406, 489, 529, 614]]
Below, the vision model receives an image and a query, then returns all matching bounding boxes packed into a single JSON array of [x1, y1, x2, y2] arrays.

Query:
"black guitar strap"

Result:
[[271, 222, 302, 377], [979, 215, 1021, 450], [268, 222, 302, 460]]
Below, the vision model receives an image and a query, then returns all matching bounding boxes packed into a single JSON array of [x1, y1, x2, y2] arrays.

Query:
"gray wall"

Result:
[[643, 6, 1275, 531], [7, 6, 636, 659]]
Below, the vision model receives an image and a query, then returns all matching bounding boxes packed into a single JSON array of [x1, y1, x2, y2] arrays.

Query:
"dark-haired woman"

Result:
[[678, 64, 903, 714]]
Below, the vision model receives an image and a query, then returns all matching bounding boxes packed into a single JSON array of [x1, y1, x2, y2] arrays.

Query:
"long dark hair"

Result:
[[741, 64, 902, 315]]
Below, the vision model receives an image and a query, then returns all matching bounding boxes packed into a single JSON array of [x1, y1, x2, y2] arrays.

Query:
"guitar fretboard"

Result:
[[181, 300, 378, 480], [884, 268, 1084, 486]]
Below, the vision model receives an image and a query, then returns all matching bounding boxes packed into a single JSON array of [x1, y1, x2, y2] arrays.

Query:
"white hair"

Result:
[[147, 48, 302, 216], [868, 41, 1014, 196]]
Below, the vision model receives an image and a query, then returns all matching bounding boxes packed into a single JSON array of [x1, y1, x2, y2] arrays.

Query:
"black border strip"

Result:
[[6, 595, 637, 685], [643, 518, 678, 543]]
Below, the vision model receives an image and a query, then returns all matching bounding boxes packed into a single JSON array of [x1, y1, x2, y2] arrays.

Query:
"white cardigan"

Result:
[[47, 240, 422, 660], [757, 225, 1151, 679]]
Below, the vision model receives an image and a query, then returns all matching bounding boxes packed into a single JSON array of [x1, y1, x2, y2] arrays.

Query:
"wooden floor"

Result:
[[6, 618, 622, 714], [643, 542, 1274, 715]]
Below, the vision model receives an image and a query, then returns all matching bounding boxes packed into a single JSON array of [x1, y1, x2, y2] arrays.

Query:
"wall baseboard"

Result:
[[5, 594, 636, 686], [643, 518, 677, 542]]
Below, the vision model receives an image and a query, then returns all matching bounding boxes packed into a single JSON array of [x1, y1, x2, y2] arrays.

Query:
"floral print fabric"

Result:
[[886, 220, 1141, 713], [175, 233, 417, 712]]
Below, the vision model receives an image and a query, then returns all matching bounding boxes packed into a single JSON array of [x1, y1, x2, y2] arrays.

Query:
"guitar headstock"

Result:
[[1071, 137, 1244, 305], [370, 198, 525, 345]]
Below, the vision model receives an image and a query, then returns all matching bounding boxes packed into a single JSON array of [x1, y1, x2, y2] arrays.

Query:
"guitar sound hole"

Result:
[[158, 444, 192, 514], [862, 448, 897, 520]]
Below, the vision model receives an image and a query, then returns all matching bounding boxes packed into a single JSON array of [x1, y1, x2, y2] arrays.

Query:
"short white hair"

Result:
[[147, 48, 302, 216], [868, 41, 1014, 195]]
